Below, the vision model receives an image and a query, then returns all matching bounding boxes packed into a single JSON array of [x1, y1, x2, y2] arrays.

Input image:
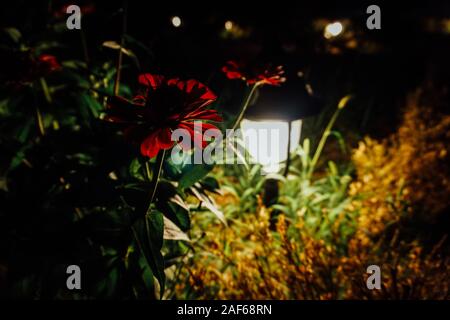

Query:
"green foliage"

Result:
[[132, 210, 165, 298], [277, 148, 355, 245], [212, 98, 355, 245], [179, 164, 214, 189]]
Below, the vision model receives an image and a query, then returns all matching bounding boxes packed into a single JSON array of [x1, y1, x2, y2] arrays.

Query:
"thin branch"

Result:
[[113, 1, 128, 96]]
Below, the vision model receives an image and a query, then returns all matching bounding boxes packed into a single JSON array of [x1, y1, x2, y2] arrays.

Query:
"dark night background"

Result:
[[2, 0, 449, 138]]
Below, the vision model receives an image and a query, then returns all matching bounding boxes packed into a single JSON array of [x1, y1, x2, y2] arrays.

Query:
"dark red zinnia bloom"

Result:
[[105, 73, 222, 158], [222, 60, 286, 86]]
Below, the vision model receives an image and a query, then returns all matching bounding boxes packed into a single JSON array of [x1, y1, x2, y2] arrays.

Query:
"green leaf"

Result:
[[96, 267, 120, 298], [35, 41, 64, 52], [129, 158, 145, 180], [102, 41, 136, 58], [200, 177, 220, 193], [240, 188, 255, 202], [328, 161, 338, 176], [132, 210, 165, 298], [249, 164, 260, 179], [168, 197, 190, 230], [124, 34, 154, 58], [3, 27, 21, 43], [15, 118, 33, 143], [81, 94, 102, 118], [163, 216, 190, 242], [8, 142, 32, 171], [299, 138, 311, 171], [0, 99, 10, 116], [61, 60, 88, 71], [328, 130, 347, 154], [265, 173, 286, 183], [271, 204, 289, 213], [190, 187, 227, 226], [179, 164, 213, 189], [255, 178, 266, 193], [337, 95, 352, 109]]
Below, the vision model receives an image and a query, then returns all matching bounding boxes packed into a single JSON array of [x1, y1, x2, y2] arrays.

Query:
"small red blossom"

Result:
[[54, 3, 96, 19], [105, 73, 222, 158], [222, 60, 286, 86], [1, 52, 61, 86], [36, 54, 61, 75]]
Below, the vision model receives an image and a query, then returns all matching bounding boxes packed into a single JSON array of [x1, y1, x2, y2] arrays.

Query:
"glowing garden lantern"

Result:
[[241, 119, 302, 174], [239, 78, 323, 205], [240, 79, 322, 176]]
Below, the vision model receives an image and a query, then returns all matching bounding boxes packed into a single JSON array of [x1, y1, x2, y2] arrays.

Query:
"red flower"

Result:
[[1, 52, 61, 86], [54, 3, 96, 19], [36, 54, 61, 75], [222, 61, 285, 86], [105, 73, 222, 158]]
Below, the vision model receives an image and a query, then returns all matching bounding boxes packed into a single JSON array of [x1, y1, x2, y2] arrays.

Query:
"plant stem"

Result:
[[35, 106, 45, 136], [80, 29, 90, 66], [39, 77, 52, 104], [309, 107, 342, 176], [113, 0, 128, 96], [145, 149, 166, 214], [283, 121, 292, 177], [231, 83, 259, 131], [35, 80, 49, 136]]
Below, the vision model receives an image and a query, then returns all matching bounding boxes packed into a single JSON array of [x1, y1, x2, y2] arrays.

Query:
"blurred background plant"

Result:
[[172, 88, 450, 300]]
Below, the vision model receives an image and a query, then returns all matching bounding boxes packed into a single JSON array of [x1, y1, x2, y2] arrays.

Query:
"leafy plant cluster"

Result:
[[0, 20, 224, 298]]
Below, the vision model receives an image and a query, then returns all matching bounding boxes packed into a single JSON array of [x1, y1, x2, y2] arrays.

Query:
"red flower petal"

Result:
[[178, 122, 207, 149], [184, 108, 223, 122], [199, 87, 217, 101], [179, 79, 217, 101], [132, 94, 147, 105], [223, 70, 243, 80], [222, 60, 285, 86], [105, 96, 146, 123], [167, 78, 180, 86], [36, 54, 61, 75], [202, 123, 222, 144], [140, 130, 160, 158], [169, 79, 217, 112], [222, 61, 244, 80], [138, 73, 165, 89], [140, 128, 174, 158], [173, 125, 194, 151], [157, 127, 175, 149], [199, 122, 220, 131], [185, 79, 197, 93]]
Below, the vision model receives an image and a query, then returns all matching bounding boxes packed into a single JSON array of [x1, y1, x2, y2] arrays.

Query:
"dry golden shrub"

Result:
[[351, 88, 450, 243], [176, 205, 449, 299]]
